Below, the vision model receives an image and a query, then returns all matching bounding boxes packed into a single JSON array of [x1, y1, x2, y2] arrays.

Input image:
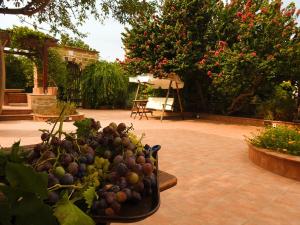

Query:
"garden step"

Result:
[[1, 109, 32, 115], [8, 103, 28, 107], [0, 114, 33, 121]]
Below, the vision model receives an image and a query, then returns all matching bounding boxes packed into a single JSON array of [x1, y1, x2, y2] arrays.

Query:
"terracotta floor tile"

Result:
[[2, 109, 300, 225]]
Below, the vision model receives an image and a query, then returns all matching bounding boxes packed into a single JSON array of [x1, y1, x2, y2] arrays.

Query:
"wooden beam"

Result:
[[176, 82, 184, 120], [161, 80, 172, 122], [0, 42, 5, 114], [42, 46, 48, 94]]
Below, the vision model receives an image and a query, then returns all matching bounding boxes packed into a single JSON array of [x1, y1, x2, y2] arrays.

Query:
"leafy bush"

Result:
[[5, 55, 34, 91], [81, 61, 128, 108], [249, 126, 300, 156], [257, 81, 297, 121]]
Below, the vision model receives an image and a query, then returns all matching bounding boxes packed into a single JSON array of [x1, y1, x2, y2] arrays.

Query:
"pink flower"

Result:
[[251, 52, 257, 57], [207, 71, 212, 77], [144, 31, 148, 37], [239, 53, 244, 57], [236, 12, 243, 17], [215, 62, 220, 66], [214, 51, 220, 56]]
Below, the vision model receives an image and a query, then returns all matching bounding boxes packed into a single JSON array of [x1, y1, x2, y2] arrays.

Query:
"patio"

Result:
[[0, 109, 299, 225]]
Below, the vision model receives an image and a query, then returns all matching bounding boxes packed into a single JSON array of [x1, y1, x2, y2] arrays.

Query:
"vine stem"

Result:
[[48, 184, 82, 191]]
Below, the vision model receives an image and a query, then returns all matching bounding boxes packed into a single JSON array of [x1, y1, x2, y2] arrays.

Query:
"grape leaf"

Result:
[[74, 118, 92, 139], [54, 199, 95, 225], [0, 200, 12, 225], [8, 141, 23, 163], [5, 162, 48, 199], [83, 186, 96, 209], [13, 192, 58, 225], [0, 151, 7, 176]]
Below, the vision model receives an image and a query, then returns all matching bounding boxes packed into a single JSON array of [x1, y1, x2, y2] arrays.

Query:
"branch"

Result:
[[0, 0, 50, 16]]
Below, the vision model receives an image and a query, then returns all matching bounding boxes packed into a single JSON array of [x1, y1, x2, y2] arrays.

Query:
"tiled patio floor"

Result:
[[1, 109, 299, 225]]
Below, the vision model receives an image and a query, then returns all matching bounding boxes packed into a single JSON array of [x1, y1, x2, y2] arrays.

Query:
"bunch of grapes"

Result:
[[26, 118, 157, 216]]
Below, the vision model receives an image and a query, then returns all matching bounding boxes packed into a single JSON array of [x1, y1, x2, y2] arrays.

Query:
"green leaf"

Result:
[[83, 186, 96, 209], [54, 199, 95, 225], [0, 151, 7, 176], [13, 193, 58, 225], [0, 200, 12, 225], [8, 141, 22, 163], [5, 162, 48, 199]]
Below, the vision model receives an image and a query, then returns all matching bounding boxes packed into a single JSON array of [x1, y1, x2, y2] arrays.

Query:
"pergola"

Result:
[[0, 30, 58, 113]]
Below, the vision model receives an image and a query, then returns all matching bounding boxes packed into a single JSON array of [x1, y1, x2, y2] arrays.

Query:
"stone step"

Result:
[[8, 103, 28, 107], [2, 109, 33, 115], [0, 114, 33, 121]]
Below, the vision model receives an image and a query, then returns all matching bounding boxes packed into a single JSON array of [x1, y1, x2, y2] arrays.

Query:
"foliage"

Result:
[[199, 0, 300, 115], [0, 142, 57, 225], [60, 34, 95, 51], [54, 199, 95, 225], [5, 55, 34, 90], [122, 0, 212, 78], [249, 126, 300, 156], [257, 81, 297, 121], [9, 26, 53, 50], [34, 49, 68, 87], [81, 61, 128, 109], [0, 0, 158, 36]]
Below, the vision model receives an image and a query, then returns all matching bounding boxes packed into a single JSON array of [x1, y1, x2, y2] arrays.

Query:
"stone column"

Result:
[[32, 63, 39, 94], [0, 42, 6, 114]]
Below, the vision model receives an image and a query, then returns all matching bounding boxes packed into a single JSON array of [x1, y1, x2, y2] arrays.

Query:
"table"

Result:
[[130, 100, 152, 120], [97, 170, 177, 225]]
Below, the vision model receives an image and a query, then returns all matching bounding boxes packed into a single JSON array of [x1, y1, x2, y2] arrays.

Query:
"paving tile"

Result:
[[2, 109, 300, 225]]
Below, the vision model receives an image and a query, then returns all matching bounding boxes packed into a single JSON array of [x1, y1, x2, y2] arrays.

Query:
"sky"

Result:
[[0, 0, 299, 62]]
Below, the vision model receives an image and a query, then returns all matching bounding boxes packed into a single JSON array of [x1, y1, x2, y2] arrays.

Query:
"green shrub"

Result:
[[257, 81, 297, 121], [5, 55, 34, 91], [249, 126, 300, 156], [81, 61, 128, 108]]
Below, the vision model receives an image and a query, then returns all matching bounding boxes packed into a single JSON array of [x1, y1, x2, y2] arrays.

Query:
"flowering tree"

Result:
[[122, 0, 212, 78], [199, 0, 300, 115]]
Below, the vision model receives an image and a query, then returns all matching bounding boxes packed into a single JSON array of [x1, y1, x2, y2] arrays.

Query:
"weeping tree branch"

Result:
[[0, 0, 50, 16]]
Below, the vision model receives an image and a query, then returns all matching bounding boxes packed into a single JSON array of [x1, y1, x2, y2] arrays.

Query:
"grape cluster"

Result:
[[26, 118, 157, 217]]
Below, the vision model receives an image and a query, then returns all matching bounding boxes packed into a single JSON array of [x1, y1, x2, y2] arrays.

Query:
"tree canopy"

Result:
[[0, 0, 158, 36]]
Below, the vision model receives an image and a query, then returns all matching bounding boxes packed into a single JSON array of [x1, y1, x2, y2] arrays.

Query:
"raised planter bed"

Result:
[[248, 143, 300, 181], [33, 113, 85, 122]]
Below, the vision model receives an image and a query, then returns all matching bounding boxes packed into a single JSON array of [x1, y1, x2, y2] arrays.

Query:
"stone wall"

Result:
[[28, 94, 57, 114], [54, 46, 99, 69]]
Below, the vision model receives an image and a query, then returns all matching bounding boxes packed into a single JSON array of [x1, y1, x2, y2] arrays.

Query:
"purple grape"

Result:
[[48, 173, 59, 187], [60, 173, 74, 185], [78, 163, 86, 172], [117, 177, 127, 189], [103, 150, 112, 159], [48, 191, 59, 204], [116, 163, 128, 176], [61, 140, 73, 151], [36, 162, 53, 172], [104, 192, 116, 204], [117, 123, 126, 133], [67, 162, 79, 175], [41, 133, 50, 141], [60, 153, 73, 166], [86, 153, 94, 164], [50, 136, 61, 146], [122, 188, 132, 200], [125, 157, 135, 169], [113, 155, 123, 165], [41, 151, 56, 160]]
